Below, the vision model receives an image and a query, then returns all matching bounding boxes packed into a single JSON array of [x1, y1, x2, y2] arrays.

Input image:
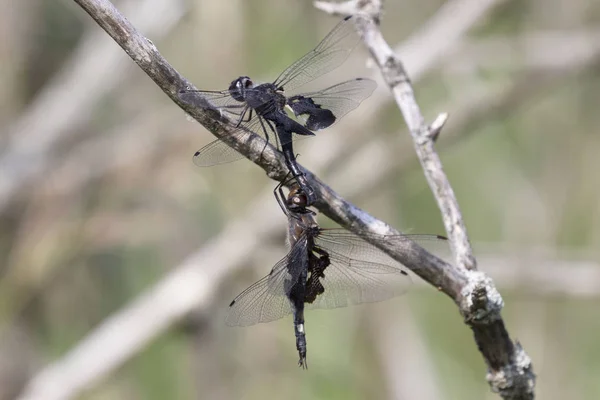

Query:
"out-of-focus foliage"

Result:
[[1, 0, 599, 399]]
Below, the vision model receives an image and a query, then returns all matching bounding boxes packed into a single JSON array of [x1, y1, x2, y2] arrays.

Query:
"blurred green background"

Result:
[[1, 0, 600, 399]]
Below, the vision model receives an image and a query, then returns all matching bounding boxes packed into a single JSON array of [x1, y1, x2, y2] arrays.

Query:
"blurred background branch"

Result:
[[0, 0, 188, 210], [1, 0, 599, 399]]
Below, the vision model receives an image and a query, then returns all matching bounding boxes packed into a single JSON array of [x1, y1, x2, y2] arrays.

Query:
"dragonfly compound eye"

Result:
[[228, 76, 251, 102]]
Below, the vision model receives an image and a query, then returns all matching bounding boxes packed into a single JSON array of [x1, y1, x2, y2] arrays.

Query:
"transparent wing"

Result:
[[191, 137, 246, 166], [226, 257, 293, 327], [191, 110, 318, 167], [287, 78, 377, 130], [191, 90, 299, 167], [191, 116, 270, 167], [317, 231, 448, 265], [305, 255, 411, 310], [273, 16, 360, 92], [178, 89, 247, 120], [305, 231, 448, 310], [226, 239, 308, 327]]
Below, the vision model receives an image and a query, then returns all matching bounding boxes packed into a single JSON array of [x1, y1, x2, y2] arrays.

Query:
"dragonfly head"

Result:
[[286, 185, 314, 215], [228, 76, 253, 102]]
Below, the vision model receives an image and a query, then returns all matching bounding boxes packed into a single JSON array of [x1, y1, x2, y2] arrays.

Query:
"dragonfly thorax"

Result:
[[247, 83, 286, 113]]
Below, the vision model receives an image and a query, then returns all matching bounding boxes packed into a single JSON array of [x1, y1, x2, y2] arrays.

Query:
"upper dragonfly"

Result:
[[179, 16, 376, 205]]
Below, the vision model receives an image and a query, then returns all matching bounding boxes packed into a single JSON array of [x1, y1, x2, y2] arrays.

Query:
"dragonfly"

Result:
[[179, 16, 376, 205], [225, 180, 448, 368]]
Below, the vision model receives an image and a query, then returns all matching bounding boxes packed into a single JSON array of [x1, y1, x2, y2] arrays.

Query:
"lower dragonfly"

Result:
[[225, 180, 448, 368]]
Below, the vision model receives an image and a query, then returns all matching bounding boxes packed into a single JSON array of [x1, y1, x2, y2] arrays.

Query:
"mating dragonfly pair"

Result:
[[180, 16, 447, 368]]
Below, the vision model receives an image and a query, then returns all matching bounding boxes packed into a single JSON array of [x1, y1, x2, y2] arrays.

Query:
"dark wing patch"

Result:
[[287, 78, 377, 130]]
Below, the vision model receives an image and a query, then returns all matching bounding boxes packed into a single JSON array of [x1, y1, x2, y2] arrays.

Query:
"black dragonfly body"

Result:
[[226, 182, 447, 368], [179, 16, 376, 204]]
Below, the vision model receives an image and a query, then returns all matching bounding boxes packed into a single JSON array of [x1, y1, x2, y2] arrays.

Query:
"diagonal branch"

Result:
[[316, 0, 535, 398]]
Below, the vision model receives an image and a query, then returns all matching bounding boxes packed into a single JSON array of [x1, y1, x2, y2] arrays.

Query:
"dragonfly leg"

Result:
[[274, 172, 293, 216], [282, 147, 316, 206], [234, 106, 251, 128], [259, 117, 276, 164]]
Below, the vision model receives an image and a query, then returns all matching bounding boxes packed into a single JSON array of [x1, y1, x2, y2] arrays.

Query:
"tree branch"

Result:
[[316, 0, 535, 398]]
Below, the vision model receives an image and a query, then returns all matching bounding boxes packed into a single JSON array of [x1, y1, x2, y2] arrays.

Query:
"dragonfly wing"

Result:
[[191, 113, 276, 167], [226, 237, 309, 326], [179, 89, 248, 120], [273, 16, 360, 92], [192, 137, 246, 167], [316, 230, 448, 265], [226, 257, 294, 327], [304, 231, 448, 310], [305, 247, 412, 310]]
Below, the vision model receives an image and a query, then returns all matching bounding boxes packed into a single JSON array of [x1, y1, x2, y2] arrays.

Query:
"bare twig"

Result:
[[316, 0, 536, 398], [353, 2, 479, 271]]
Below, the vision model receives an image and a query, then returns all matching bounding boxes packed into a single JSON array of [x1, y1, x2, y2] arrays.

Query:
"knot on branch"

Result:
[[427, 112, 448, 143], [382, 56, 409, 88], [460, 271, 503, 324], [486, 342, 536, 399], [356, 0, 382, 23]]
